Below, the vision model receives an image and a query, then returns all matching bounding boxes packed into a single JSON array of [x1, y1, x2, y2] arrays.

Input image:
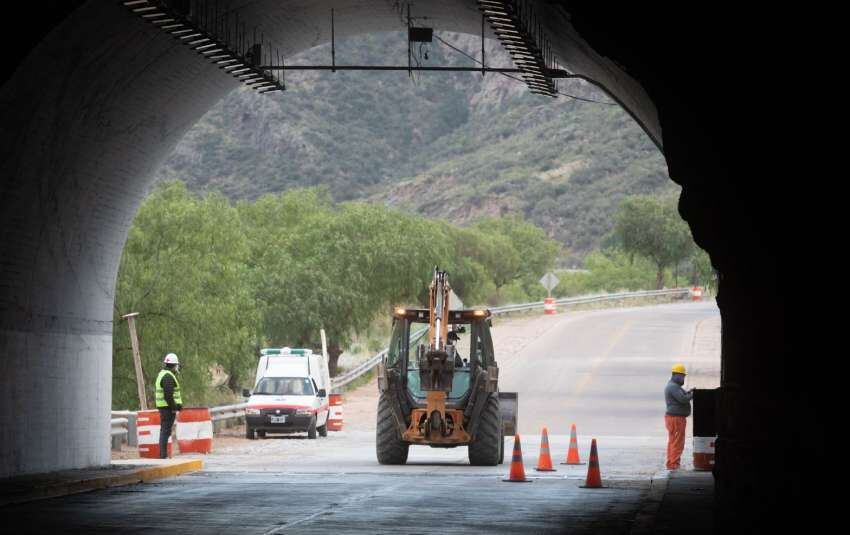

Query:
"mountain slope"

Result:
[[154, 31, 675, 260]]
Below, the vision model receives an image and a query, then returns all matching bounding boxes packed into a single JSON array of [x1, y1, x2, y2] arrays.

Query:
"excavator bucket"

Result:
[[499, 392, 518, 436]]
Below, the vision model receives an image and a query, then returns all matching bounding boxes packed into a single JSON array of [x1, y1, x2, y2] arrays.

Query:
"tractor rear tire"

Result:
[[376, 393, 409, 465], [468, 394, 501, 466]]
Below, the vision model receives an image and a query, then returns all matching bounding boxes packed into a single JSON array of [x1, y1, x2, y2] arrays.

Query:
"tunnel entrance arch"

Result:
[[1, 1, 794, 530]]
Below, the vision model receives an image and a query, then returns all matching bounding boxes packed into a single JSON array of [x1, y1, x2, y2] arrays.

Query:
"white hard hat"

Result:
[[164, 353, 179, 365]]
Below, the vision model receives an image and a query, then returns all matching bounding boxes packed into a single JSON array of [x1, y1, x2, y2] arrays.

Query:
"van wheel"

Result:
[[246, 426, 256, 440], [308, 416, 318, 439], [257, 430, 266, 439], [318, 413, 328, 437]]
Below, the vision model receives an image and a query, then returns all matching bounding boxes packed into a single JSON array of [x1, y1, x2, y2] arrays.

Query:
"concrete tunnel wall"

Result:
[[0, 2, 238, 475], [1, 0, 798, 529], [0, 0, 661, 479]]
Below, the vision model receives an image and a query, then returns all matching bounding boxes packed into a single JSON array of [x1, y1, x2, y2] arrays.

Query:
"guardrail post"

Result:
[[127, 412, 137, 446], [111, 432, 123, 451]]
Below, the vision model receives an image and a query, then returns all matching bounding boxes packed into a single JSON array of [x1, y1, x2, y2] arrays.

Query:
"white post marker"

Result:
[[121, 312, 147, 410]]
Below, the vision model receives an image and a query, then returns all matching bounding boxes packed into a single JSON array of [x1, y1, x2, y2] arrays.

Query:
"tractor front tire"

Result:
[[468, 394, 502, 466], [376, 393, 409, 464]]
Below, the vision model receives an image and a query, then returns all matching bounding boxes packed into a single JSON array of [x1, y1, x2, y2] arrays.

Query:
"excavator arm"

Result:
[[404, 268, 469, 444]]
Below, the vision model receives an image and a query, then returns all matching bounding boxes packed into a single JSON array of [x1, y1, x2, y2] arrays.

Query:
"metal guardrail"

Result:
[[489, 288, 690, 315], [331, 349, 389, 390], [329, 288, 691, 391], [110, 417, 128, 437], [209, 402, 249, 422], [110, 416, 130, 450]]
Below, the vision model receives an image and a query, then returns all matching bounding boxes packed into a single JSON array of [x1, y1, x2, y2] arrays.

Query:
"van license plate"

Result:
[[270, 415, 287, 423]]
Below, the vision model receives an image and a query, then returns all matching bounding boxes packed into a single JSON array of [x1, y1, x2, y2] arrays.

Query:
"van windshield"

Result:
[[254, 377, 314, 396]]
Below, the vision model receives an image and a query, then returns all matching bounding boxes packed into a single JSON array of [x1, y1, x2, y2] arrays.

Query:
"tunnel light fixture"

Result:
[[409, 27, 433, 43]]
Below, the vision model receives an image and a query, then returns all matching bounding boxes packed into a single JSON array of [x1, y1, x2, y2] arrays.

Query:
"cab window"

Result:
[[386, 319, 407, 367], [471, 321, 495, 368]]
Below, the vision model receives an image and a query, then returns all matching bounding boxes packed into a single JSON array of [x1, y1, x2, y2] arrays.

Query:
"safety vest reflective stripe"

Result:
[[155, 369, 183, 408]]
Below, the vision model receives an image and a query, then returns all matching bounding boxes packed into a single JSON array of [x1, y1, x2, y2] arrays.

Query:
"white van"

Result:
[[244, 347, 330, 439]]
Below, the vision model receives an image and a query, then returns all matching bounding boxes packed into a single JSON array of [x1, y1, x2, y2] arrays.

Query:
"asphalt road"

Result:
[[499, 301, 720, 437], [1, 301, 720, 533]]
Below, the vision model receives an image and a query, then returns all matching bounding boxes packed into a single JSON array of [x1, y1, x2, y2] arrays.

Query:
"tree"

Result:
[[240, 192, 451, 376], [615, 196, 694, 289], [689, 248, 715, 289], [113, 182, 259, 409], [471, 216, 560, 301]]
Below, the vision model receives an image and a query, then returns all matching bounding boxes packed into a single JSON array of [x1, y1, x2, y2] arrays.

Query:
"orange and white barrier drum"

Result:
[[176, 408, 213, 453], [328, 394, 344, 431], [543, 297, 556, 315], [693, 436, 716, 470], [137, 409, 172, 459], [690, 287, 703, 301]]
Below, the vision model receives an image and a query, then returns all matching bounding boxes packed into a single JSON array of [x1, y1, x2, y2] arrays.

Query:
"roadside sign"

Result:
[[539, 272, 560, 295]]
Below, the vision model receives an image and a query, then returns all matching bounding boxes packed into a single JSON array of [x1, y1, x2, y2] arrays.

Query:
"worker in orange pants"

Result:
[[664, 363, 694, 469]]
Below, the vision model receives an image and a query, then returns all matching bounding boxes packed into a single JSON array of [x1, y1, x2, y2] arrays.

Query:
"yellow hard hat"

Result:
[[671, 363, 687, 375]]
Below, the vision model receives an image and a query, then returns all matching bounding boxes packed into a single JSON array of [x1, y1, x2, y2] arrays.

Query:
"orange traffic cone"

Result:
[[561, 423, 585, 465], [580, 438, 605, 488], [535, 427, 556, 472], [502, 434, 532, 482]]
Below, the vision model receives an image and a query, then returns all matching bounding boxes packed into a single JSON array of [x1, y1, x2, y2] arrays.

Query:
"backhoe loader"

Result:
[[375, 268, 518, 465]]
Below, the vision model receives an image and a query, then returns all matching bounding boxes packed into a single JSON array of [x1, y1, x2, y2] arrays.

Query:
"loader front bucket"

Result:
[[498, 392, 518, 436]]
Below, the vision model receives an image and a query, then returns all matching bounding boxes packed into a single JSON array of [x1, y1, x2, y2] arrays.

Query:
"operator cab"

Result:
[[386, 308, 495, 403]]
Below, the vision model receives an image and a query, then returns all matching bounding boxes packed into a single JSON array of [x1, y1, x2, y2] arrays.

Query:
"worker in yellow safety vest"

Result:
[[155, 353, 183, 459]]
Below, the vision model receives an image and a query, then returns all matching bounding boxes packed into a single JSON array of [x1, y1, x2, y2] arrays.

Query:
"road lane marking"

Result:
[[560, 319, 634, 411]]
